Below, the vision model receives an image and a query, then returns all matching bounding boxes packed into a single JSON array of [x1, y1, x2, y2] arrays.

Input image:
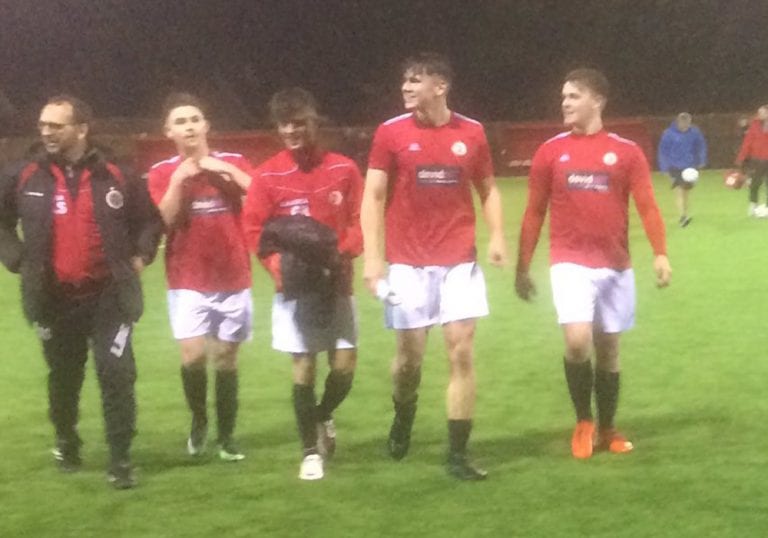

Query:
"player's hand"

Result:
[[198, 156, 234, 179], [487, 234, 508, 268], [130, 256, 145, 274], [170, 158, 200, 185], [653, 254, 672, 288], [264, 253, 283, 289], [363, 257, 385, 296], [515, 270, 536, 301]]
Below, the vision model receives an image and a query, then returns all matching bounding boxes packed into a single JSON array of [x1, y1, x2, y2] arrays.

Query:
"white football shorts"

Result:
[[384, 262, 489, 330], [549, 262, 635, 333], [272, 293, 357, 354], [167, 288, 253, 342]]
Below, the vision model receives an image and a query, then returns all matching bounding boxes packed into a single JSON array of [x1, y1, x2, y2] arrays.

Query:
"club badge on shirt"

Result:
[[106, 187, 124, 209], [603, 152, 618, 166], [451, 141, 467, 156], [328, 190, 343, 206]]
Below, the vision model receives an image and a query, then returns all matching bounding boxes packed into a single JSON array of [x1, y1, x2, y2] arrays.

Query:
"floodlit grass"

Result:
[[1, 171, 766, 537]]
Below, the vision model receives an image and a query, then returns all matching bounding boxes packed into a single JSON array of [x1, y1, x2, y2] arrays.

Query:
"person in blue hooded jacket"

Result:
[[657, 112, 707, 227]]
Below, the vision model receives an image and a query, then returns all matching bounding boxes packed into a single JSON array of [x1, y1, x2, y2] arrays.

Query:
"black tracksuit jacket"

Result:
[[0, 147, 163, 324]]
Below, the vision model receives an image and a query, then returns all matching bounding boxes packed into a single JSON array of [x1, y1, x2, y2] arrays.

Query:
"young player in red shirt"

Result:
[[516, 69, 672, 459], [362, 53, 507, 480], [735, 105, 768, 217], [243, 88, 362, 481], [148, 93, 254, 462]]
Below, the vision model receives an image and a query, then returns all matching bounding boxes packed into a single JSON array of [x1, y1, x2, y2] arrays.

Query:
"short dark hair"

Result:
[[268, 87, 318, 124], [162, 92, 207, 121], [402, 52, 454, 86], [564, 68, 610, 101], [46, 94, 93, 125]]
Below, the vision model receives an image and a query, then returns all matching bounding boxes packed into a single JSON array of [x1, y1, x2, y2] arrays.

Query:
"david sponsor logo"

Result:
[[566, 171, 610, 192], [280, 198, 310, 216], [416, 165, 461, 186], [190, 196, 229, 214]]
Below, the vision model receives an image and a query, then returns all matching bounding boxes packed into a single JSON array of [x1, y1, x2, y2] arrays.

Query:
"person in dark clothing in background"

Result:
[[0, 95, 162, 489]]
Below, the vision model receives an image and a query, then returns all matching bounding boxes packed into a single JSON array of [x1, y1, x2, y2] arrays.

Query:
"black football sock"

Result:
[[181, 365, 207, 423], [316, 370, 354, 422], [393, 367, 422, 405], [448, 419, 472, 456], [595, 369, 620, 430], [393, 393, 418, 418], [215, 369, 238, 442], [292, 384, 318, 455], [564, 358, 593, 421]]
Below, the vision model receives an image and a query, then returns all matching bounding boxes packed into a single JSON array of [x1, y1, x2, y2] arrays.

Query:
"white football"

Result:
[[724, 170, 746, 189], [682, 167, 699, 182]]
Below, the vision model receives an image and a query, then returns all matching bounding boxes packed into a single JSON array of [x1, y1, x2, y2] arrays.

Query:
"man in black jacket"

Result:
[[0, 95, 162, 489]]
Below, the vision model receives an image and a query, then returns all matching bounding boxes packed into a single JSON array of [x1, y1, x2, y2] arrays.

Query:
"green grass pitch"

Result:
[[1, 171, 766, 537]]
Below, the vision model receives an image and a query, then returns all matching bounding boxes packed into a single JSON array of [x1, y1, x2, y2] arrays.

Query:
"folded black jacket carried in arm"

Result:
[[258, 215, 341, 329]]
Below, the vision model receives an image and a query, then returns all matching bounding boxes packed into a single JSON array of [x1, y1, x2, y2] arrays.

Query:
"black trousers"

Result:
[[747, 159, 768, 204], [39, 287, 137, 461]]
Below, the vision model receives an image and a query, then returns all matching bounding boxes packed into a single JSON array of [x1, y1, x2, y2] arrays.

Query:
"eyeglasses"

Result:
[[37, 121, 77, 131]]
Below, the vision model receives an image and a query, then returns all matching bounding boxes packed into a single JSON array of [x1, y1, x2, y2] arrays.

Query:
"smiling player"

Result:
[[361, 52, 507, 480], [243, 88, 362, 481], [516, 68, 671, 459]]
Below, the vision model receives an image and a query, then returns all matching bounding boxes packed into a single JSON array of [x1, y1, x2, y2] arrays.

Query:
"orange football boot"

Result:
[[595, 428, 634, 454], [571, 420, 595, 459]]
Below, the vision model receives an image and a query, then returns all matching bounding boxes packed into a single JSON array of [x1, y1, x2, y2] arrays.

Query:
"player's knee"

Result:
[[212, 350, 238, 371], [448, 347, 474, 378], [181, 351, 206, 367], [595, 354, 620, 372], [333, 357, 356, 377], [292, 369, 315, 386], [331, 349, 357, 376], [395, 343, 424, 369], [564, 335, 591, 362], [292, 355, 316, 385], [179, 337, 207, 366], [392, 358, 421, 383], [564, 343, 591, 363], [393, 359, 419, 376], [213, 358, 238, 372], [396, 341, 424, 363]]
